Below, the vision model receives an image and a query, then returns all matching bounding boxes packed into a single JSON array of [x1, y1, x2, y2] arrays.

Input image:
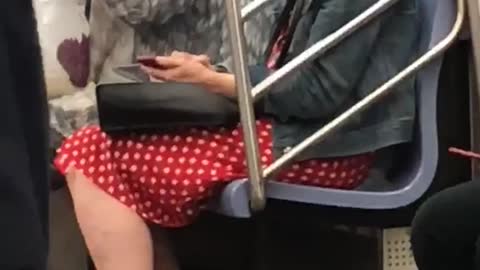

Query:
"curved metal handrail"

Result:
[[251, 0, 402, 99], [226, 0, 465, 212], [241, 0, 274, 22]]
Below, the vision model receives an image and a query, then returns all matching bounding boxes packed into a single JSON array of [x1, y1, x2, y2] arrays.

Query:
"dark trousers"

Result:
[[411, 180, 480, 270], [0, 1, 49, 269]]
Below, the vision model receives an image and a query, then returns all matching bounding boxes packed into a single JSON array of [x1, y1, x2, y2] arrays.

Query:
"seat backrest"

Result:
[[420, 0, 457, 51], [215, 0, 459, 217], [389, 0, 454, 189]]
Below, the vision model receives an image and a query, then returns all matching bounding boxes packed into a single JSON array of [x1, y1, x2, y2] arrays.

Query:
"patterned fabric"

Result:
[[55, 120, 374, 227]]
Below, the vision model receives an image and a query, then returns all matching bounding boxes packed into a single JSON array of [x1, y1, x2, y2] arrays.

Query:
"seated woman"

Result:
[[54, 0, 420, 269]]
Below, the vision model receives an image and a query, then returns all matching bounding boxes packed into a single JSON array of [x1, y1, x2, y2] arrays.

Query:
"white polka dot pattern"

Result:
[[54, 120, 374, 228]]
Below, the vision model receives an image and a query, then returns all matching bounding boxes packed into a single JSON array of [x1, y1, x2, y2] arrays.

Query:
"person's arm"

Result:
[[143, 55, 270, 98], [200, 64, 271, 97], [262, 0, 384, 121], [201, 72, 235, 97]]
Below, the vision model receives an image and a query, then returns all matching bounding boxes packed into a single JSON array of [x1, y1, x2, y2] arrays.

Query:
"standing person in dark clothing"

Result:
[[0, 1, 49, 270], [411, 180, 480, 270]]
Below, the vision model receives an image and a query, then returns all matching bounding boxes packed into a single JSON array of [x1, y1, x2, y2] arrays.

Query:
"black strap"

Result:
[[265, 0, 306, 68], [85, 0, 91, 21]]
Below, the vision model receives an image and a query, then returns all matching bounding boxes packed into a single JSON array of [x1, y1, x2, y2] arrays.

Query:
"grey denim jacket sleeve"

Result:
[[257, 0, 387, 120], [249, 0, 420, 158]]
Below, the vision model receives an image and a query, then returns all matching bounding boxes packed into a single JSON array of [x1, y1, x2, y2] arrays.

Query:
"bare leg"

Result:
[[65, 169, 177, 270]]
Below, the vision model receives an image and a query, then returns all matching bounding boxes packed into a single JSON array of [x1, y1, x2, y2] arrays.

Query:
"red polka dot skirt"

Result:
[[55, 120, 374, 227]]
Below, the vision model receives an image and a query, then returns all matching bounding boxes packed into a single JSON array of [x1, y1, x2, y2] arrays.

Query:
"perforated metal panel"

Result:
[[383, 228, 418, 270]]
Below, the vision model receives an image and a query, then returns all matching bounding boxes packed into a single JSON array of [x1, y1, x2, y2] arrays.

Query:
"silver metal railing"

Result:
[[226, 0, 266, 210], [226, 0, 465, 211], [467, 0, 480, 178], [251, 0, 401, 99], [241, 0, 275, 22]]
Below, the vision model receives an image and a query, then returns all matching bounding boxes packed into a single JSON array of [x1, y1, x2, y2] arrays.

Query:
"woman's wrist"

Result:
[[199, 70, 236, 98]]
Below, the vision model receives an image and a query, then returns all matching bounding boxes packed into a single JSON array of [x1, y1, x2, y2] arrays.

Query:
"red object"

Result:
[[449, 147, 480, 160], [55, 120, 374, 227], [266, 28, 289, 70]]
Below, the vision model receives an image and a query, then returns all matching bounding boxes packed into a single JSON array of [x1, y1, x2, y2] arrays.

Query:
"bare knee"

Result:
[[64, 168, 85, 186]]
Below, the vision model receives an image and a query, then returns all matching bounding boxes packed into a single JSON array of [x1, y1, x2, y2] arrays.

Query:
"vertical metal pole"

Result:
[[469, 54, 480, 178], [225, 0, 266, 211], [467, 0, 480, 179], [376, 229, 384, 270]]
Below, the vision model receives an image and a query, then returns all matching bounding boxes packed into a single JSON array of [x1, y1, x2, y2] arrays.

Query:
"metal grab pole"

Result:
[[225, 0, 266, 211], [241, 0, 274, 22], [466, 0, 480, 178], [251, 0, 400, 100], [467, 0, 480, 89], [263, 0, 465, 178]]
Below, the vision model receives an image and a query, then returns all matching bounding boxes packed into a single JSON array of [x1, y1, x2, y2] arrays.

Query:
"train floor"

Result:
[[49, 188, 381, 270]]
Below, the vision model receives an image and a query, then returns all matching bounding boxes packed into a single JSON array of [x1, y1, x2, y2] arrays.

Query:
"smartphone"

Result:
[[137, 56, 165, 69], [113, 64, 150, 82]]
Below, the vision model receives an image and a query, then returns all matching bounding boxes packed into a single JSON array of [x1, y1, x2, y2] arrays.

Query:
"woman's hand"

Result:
[[170, 51, 214, 70], [141, 54, 212, 85], [141, 52, 236, 97]]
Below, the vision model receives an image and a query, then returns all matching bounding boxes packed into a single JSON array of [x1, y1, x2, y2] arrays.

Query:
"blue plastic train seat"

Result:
[[214, 0, 456, 218]]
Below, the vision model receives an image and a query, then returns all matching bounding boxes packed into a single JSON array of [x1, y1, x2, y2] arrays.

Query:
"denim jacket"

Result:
[[249, 0, 420, 159]]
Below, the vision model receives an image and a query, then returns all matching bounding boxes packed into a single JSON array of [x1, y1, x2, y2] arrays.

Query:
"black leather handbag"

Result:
[[96, 82, 240, 133]]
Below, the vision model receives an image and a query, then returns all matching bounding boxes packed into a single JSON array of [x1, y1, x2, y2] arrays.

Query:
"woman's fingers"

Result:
[[141, 65, 172, 81], [170, 51, 190, 59], [154, 56, 183, 68], [142, 53, 212, 83], [170, 51, 211, 67], [194, 54, 211, 66]]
